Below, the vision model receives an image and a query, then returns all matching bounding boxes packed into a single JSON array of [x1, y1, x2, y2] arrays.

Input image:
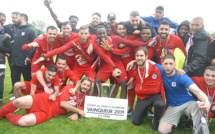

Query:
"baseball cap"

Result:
[[107, 13, 116, 20]]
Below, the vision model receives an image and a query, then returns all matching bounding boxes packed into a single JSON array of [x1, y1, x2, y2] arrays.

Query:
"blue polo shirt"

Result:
[[155, 64, 195, 106]]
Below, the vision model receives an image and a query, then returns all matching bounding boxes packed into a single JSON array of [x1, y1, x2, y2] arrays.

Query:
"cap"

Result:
[[107, 13, 116, 20]]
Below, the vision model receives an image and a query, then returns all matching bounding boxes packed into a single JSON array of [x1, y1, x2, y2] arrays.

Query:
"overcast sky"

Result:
[[2, 0, 214, 33]]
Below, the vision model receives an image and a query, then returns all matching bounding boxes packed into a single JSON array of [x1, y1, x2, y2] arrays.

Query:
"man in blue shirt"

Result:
[[140, 6, 178, 34], [149, 54, 210, 133]]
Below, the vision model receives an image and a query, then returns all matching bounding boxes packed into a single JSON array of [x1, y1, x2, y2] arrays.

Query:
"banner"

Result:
[[84, 96, 128, 120]]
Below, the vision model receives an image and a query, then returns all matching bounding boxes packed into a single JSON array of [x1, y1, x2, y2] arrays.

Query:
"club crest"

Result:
[[171, 82, 176, 87], [152, 74, 157, 79]]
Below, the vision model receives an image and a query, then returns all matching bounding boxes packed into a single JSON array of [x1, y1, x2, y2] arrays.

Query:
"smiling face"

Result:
[[69, 17, 78, 29], [141, 29, 152, 42], [45, 70, 57, 82], [56, 58, 67, 73], [47, 29, 57, 43], [158, 24, 170, 40], [91, 15, 101, 27], [135, 50, 147, 67], [179, 25, 189, 38], [204, 69, 215, 88], [61, 24, 72, 37], [96, 27, 107, 41], [130, 16, 140, 30], [190, 19, 203, 35], [80, 80, 91, 93], [116, 24, 127, 38]]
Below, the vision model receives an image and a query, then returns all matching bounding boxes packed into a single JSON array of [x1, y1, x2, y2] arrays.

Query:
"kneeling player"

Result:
[[0, 77, 92, 126]]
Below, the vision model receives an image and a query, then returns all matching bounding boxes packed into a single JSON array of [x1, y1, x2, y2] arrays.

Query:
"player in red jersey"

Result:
[[93, 25, 149, 99], [22, 26, 61, 73], [55, 21, 79, 69], [191, 65, 215, 122], [0, 77, 92, 126], [34, 26, 122, 95], [147, 20, 186, 65], [36, 55, 80, 91], [13, 65, 59, 100], [127, 46, 165, 131]]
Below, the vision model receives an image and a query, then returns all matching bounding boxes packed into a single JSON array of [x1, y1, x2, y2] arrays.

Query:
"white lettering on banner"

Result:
[[84, 96, 128, 120], [75, 54, 88, 65]]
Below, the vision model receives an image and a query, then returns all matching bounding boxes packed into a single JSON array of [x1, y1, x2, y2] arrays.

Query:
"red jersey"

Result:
[[45, 37, 115, 69], [132, 62, 165, 100], [31, 71, 59, 91], [148, 34, 186, 64], [52, 84, 87, 117], [22, 37, 62, 63], [191, 77, 215, 106], [40, 67, 79, 89], [56, 33, 79, 69]]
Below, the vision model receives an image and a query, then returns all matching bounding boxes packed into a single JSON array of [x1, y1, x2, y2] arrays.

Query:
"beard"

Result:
[[164, 69, 174, 76], [159, 33, 168, 39], [137, 59, 146, 67]]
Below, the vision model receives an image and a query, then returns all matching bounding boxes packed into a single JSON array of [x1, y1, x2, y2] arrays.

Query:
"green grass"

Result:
[[1, 59, 215, 134]]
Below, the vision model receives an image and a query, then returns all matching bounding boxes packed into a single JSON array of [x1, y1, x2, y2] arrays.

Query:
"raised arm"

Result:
[[44, 0, 61, 26]]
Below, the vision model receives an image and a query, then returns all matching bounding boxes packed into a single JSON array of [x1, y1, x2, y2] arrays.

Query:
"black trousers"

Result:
[[0, 69, 5, 99], [10, 65, 31, 87], [132, 94, 165, 125]]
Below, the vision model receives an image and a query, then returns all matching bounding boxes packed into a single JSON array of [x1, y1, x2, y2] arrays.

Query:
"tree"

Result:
[[31, 20, 47, 36]]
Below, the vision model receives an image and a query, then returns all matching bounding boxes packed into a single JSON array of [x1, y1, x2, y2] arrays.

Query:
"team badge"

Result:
[[47, 83, 51, 87], [152, 74, 157, 79], [63, 77, 65, 80], [21, 32, 25, 36], [73, 96, 77, 100], [171, 82, 176, 87]]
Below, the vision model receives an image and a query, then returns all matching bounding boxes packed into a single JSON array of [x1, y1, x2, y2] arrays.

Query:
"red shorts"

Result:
[[22, 81, 45, 95], [73, 66, 95, 82], [96, 61, 127, 83], [26, 93, 54, 125], [31, 61, 54, 73]]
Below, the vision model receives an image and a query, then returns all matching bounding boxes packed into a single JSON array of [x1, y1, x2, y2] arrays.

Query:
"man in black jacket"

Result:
[[177, 17, 210, 77], [10, 13, 37, 98], [4, 12, 20, 94], [0, 20, 11, 107]]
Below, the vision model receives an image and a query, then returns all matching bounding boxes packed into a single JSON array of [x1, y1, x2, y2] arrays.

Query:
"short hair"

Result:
[[81, 77, 93, 86], [56, 55, 67, 63], [163, 54, 175, 61], [12, 12, 20, 16], [116, 21, 126, 29], [192, 17, 204, 25], [46, 25, 57, 32], [47, 65, 57, 72], [20, 13, 28, 22], [79, 25, 89, 31], [69, 15, 79, 21], [141, 26, 152, 32], [205, 66, 215, 72], [92, 12, 101, 18], [130, 11, 140, 17], [61, 21, 70, 26], [135, 46, 148, 56], [156, 6, 164, 11], [0, 20, 3, 26], [159, 20, 171, 27], [0, 12, 6, 17], [96, 25, 106, 32]]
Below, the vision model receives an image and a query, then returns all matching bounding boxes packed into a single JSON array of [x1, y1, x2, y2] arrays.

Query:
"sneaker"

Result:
[[8, 89, 14, 94], [127, 109, 133, 117], [148, 110, 154, 117], [0, 100, 3, 108], [151, 118, 159, 131], [9, 96, 15, 101]]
